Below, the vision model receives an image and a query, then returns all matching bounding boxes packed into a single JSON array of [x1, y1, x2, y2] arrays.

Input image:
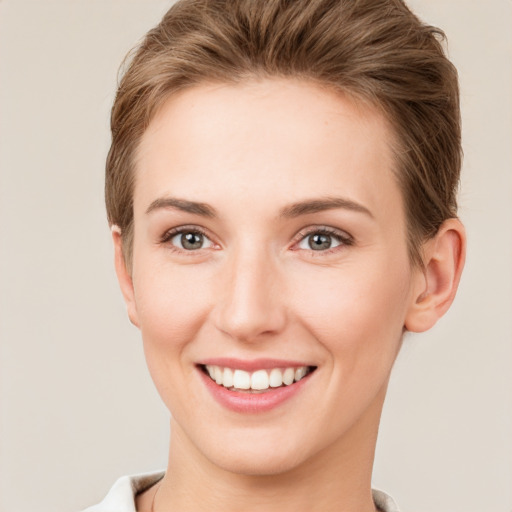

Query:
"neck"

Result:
[[152, 390, 385, 512]]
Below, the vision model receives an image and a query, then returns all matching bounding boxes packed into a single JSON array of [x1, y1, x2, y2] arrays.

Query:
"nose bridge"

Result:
[[214, 240, 285, 341]]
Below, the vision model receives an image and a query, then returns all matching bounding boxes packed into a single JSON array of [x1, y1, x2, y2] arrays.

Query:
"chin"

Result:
[[208, 445, 307, 477]]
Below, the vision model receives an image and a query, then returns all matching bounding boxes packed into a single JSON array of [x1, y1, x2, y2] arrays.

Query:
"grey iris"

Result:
[[182, 232, 203, 250], [309, 233, 332, 250]]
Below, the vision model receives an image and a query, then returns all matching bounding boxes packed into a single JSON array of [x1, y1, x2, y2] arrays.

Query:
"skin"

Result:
[[113, 79, 465, 512]]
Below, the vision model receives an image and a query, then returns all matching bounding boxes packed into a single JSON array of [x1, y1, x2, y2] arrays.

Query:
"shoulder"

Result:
[[372, 488, 401, 512], [80, 470, 165, 512]]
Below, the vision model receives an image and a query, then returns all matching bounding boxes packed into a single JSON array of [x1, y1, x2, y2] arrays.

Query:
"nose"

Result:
[[213, 245, 287, 343]]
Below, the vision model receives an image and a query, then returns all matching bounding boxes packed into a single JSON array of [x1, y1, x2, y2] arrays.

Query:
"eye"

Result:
[[165, 229, 214, 251], [296, 228, 352, 252]]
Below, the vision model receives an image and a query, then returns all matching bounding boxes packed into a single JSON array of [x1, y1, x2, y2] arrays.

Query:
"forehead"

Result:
[[134, 79, 401, 221]]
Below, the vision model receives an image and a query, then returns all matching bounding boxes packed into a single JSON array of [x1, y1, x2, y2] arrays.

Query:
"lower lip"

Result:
[[198, 369, 312, 413]]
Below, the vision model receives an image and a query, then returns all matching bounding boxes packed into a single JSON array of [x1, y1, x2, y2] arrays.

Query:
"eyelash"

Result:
[[159, 226, 215, 254], [159, 225, 354, 254], [292, 226, 354, 254]]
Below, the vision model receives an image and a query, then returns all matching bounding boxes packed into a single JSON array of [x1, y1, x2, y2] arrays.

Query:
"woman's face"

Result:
[[124, 79, 423, 475]]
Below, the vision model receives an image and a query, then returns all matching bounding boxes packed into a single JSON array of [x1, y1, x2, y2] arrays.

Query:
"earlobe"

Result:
[[405, 218, 466, 333], [111, 225, 140, 328]]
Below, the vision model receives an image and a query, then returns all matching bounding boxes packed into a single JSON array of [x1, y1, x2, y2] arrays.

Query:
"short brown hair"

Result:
[[106, 0, 461, 268]]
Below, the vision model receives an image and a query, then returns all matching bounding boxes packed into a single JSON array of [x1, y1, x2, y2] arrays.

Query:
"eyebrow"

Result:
[[279, 196, 373, 219], [145, 195, 373, 219], [145, 197, 217, 217]]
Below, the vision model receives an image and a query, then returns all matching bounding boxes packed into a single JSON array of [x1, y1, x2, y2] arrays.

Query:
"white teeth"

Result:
[[214, 366, 223, 385], [251, 370, 269, 390], [283, 367, 295, 386], [223, 367, 234, 388], [295, 367, 307, 381], [204, 365, 312, 391], [233, 369, 251, 390], [269, 368, 283, 388]]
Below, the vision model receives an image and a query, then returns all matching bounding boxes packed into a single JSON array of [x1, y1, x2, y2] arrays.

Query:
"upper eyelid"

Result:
[[160, 225, 211, 242], [294, 225, 353, 241]]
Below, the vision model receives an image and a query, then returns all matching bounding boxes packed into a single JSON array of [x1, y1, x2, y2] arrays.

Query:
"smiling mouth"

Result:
[[200, 364, 317, 393]]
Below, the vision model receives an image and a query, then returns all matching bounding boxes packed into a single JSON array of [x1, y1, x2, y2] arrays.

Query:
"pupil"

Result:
[[182, 232, 203, 250], [309, 233, 331, 250]]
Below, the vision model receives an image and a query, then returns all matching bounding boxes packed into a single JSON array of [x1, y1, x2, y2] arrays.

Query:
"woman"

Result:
[[85, 0, 465, 510]]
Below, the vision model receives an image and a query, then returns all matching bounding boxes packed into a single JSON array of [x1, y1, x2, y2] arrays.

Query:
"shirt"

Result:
[[82, 470, 400, 512]]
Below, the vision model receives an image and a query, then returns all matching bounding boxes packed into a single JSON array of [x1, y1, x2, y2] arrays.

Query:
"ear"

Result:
[[111, 225, 140, 328], [405, 218, 466, 333]]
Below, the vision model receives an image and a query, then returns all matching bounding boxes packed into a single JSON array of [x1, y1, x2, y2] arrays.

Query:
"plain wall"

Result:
[[0, 1, 510, 511]]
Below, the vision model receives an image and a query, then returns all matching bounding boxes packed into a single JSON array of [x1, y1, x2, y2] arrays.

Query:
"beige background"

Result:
[[0, 1, 510, 511]]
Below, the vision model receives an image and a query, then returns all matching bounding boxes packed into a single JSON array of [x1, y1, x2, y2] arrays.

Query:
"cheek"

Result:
[[131, 261, 218, 416], [132, 261, 213, 375], [291, 256, 412, 363]]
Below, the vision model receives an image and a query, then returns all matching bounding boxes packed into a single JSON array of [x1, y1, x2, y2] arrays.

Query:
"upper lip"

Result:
[[197, 357, 315, 372]]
